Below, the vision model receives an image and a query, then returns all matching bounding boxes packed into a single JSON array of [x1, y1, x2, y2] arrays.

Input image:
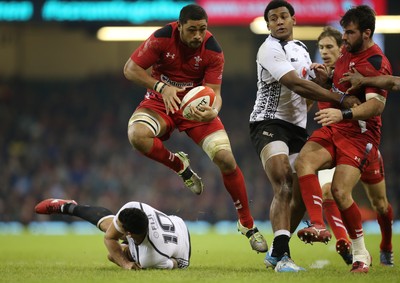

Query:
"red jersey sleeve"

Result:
[[204, 51, 224, 85], [361, 54, 392, 99], [131, 31, 163, 70]]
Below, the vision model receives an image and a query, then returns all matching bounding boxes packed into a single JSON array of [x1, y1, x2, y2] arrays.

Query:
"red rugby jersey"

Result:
[[131, 22, 224, 100], [319, 44, 392, 147]]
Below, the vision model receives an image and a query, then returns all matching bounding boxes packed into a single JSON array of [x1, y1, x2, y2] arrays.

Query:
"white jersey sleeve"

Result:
[[114, 202, 190, 270], [257, 39, 295, 82], [250, 36, 313, 128]]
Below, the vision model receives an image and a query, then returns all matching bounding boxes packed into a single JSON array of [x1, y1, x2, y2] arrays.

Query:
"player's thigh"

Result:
[[297, 127, 335, 169]]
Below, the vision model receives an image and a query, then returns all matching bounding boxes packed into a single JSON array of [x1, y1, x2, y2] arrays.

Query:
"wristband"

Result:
[[341, 108, 353, 119], [159, 83, 167, 94], [339, 93, 348, 105], [153, 81, 166, 93]]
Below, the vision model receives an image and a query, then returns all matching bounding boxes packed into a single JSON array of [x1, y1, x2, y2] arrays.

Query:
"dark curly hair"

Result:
[[118, 208, 149, 235], [179, 4, 208, 24], [340, 5, 376, 37], [264, 0, 295, 22]]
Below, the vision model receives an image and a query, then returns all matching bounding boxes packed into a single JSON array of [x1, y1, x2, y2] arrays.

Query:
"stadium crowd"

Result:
[[0, 74, 399, 224]]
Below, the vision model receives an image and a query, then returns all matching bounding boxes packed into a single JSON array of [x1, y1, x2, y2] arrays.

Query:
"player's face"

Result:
[[178, 19, 207, 49], [318, 36, 341, 68], [342, 22, 363, 53], [266, 7, 295, 41]]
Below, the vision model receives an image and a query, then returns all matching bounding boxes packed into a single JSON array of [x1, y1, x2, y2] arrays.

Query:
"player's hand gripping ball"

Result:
[[180, 86, 216, 120]]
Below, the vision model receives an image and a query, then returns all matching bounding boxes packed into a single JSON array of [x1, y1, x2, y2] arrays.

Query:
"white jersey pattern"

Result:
[[250, 35, 314, 129], [113, 202, 190, 269]]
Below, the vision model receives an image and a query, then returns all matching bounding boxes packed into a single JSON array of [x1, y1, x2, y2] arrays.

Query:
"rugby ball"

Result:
[[180, 86, 216, 120]]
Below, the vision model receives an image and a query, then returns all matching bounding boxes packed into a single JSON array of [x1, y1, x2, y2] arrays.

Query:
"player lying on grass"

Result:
[[35, 199, 190, 270]]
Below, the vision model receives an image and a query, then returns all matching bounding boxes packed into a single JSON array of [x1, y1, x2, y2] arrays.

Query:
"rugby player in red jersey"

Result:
[[123, 4, 267, 253], [295, 5, 392, 273]]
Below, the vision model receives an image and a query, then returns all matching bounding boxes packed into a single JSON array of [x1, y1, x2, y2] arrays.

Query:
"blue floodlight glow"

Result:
[[42, 0, 194, 23], [0, 1, 33, 21]]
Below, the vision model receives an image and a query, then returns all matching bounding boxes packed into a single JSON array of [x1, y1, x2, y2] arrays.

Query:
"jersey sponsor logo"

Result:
[[160, 74, 193, 89]]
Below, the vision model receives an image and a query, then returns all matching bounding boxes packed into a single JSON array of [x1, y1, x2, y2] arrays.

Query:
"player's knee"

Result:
[[128, 113, 160, 149], [331, 186, 347, 206], [321, 183, 334, 200], [128, 112, 160, 139], [271, 169, 294, 199], [201, 131, 232, 161], [276, 182, 293, 202], [293, 154, 305, 173], [213, 150, 236, 172]]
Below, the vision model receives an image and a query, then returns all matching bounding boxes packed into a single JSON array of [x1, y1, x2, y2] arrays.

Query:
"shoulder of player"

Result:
[[292, 39, 308, 51], [356, 48, 392, 74], [204, 32, 223, 54], [153, 23, 174, 39]]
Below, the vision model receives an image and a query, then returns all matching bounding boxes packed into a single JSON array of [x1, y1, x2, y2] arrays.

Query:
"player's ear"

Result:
[[177, 21, 182, 31], [363, 29, 372, 40]]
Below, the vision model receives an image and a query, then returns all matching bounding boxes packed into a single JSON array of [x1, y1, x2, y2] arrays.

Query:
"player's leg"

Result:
[[295, 139, 333, 244], [319, 169, 352, 265], [360, 151, 393, 266], [289, 173, 305, 234], [332, 164, 371, 272], [128, 107, 203, 194], [35, 199, 113, 231], [248, 120, 306, 271], [362, 180, 394, 266], [262, 147, 304, 271], [197, 129, 267, 253]]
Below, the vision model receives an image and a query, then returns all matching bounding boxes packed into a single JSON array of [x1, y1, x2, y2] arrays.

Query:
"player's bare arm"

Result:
[[123, 58, 184, 114], [340, 67, 400, 92], [104, 223, 141, 270], [279, 70, 360, 107], [124, 58, 158, 91], [315, 94, 385, 126]]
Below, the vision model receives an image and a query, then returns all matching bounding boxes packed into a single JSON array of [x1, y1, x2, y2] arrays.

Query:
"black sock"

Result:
[[63, 204, 113, 227], [271, 235, 291, 259]]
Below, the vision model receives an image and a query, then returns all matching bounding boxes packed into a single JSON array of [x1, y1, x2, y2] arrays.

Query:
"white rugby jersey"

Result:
[[113, 202, 190, 269], [250, 35, 314, 129]]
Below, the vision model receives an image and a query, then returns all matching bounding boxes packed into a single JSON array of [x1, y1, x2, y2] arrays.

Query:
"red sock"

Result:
[[323, 199, 349, 241], [298, 174, 325, 226], [377, 203, 393, 251], [222, 166, 253, 228], [143, 138, 182, 172], [340, 202, 363, 239]]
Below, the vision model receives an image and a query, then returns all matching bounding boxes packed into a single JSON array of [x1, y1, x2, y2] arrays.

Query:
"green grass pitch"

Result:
[[1, 232, 398, 283]]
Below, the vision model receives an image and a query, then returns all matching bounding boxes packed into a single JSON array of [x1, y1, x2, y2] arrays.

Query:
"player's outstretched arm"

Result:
[[280, 70, 360, 107], [340, 67, 400, 92]]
